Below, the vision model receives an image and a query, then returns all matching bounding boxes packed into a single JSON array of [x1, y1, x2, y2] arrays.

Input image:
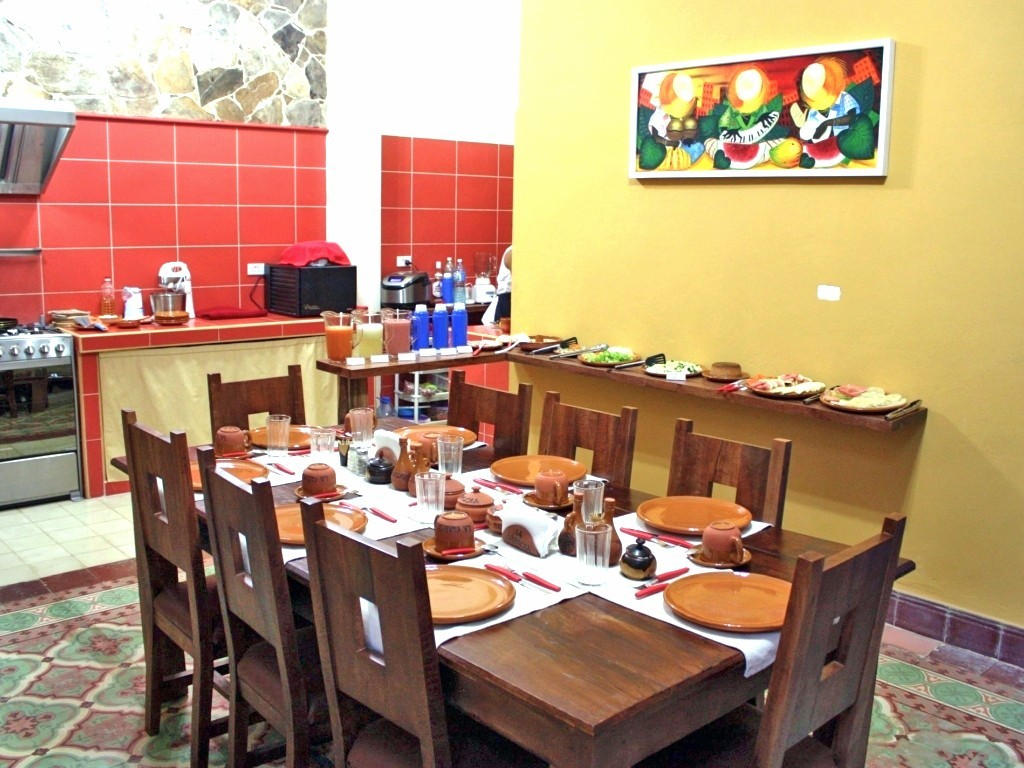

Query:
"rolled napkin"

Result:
[[499, 509, 560, 557]]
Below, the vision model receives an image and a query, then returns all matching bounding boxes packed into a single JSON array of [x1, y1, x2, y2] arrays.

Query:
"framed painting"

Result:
[[629, 39, 894, 179]]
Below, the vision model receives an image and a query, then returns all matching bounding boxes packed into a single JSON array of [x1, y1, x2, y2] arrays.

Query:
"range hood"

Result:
[[0, 99, 76, 195]]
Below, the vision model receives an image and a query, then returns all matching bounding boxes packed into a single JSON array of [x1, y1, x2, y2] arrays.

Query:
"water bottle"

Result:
[[432, 304, 449, 349], [411, 303, 430, 350], [441, 258, 455, 304], [100, 277, 116, 316], [377, 395, 394, 418], [451, 302, 468, 347], [453, 258, 467, 304]]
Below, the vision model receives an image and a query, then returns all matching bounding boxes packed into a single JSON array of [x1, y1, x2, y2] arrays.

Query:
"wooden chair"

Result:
[[120, 409, 227, 768], [207, 364, 306, 435], [197, 446, 329, 768], [445, 369, 533, 458], [638, 513, 907, 768], [537, 391, 639, 487], [667, 418, 792, 528], [300, 501, 547, 768]]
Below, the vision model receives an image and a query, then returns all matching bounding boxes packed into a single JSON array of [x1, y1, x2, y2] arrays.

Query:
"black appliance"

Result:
[[0, 324, 81, 507], [266, 264, 357, 317]]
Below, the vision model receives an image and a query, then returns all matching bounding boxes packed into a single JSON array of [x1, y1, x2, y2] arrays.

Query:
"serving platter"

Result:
[[820, 387, 908, 413], [249, 425, 313, 450], [392, 424, 477, 445], [636, 496, 752, 535], [664, 572, 791, 632], [189, 458, 269, 491], [490, 455, 588, 487], [644, 361, 704, 378], [517, 335, 564, 352], [701, 369, 749, 383], [747, 379, 826, 399], [275, 503, 367, 546], [426, 565, 516, 624], [578, 350, 641, 367]]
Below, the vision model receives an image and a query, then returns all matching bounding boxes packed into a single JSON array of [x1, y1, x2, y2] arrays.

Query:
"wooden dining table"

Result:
[[114, 432, 915, 768]]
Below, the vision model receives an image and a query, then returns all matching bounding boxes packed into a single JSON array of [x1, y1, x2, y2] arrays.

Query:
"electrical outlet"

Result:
[[396, 255, 412, 268], [247, 263, 265, 276]]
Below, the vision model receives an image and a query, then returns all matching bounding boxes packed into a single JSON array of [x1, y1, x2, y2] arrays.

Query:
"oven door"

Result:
[[0, 357, 81, 507]]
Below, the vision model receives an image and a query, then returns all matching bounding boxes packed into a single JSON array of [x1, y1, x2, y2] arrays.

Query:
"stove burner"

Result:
[[3, 324, 60, 337]]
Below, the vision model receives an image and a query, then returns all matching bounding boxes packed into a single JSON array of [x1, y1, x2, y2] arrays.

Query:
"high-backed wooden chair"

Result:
[[638, 514, 906, 768], [667, 418, 792, 528], [120, 410, 227, 768], [301, 501, 547, 768], [446, 369, 533, 458], [197, 446, 329, 768], [537, 391, 639, 487], [207, 364, 306, 435]]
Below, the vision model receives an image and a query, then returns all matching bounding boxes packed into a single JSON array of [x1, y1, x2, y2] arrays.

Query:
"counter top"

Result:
[[70, 314, 323, 353]]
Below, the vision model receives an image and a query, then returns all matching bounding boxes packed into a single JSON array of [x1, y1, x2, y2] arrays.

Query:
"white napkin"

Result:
[[497, 508, 560, 557]]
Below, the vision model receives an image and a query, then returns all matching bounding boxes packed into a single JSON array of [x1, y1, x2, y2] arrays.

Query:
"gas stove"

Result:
[[0, 325, 73, 370]]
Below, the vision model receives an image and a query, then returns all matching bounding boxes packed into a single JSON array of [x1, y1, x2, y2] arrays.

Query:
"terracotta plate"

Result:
[[522, 491, 573, 511], [422, 537, 487, 561], [820, 387, 908, 413], [426, 565, 516, 625], [489, 455, 588, 487], [275, 503, 367, 546], [392, 424, 477, 445], [701, 369, 749, 383], [294, 484, 347, 500], [636, 496, 752, 535], [190, 458, 269, 491], [664, 572, 791, 633], [687, 546, 753, 569], [249, 425, 313, 450], [517, 335, 564, 352]]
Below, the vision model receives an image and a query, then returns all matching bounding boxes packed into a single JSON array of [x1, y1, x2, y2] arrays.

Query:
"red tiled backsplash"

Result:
[[0, 114, 327, 323], [381, 135, 513, 279]]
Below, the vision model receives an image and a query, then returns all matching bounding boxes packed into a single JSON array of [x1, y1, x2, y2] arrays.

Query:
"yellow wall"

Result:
[[512, 1, 1024, 625]]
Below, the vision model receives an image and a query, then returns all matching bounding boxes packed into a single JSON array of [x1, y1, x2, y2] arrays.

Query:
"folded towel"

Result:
[[198, 307, 269, 319]]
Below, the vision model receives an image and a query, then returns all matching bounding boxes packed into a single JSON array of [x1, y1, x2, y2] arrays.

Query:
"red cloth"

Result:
[[279, 241, 350, 266], [198, 307, 268, 319]]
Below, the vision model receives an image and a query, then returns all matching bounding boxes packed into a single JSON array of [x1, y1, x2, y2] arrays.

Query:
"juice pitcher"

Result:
[[352, 309, 383, 357], [323, 311, 361, 361]]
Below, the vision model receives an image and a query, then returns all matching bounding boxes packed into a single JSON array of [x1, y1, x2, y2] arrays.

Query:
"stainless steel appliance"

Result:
[[0, 324, 81, 507], [157, 260, 194, 317], [381, 270, 430, 309], [0, 98, 76, 195]]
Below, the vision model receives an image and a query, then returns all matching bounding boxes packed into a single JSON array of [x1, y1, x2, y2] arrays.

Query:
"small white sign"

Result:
[[418, 348, 439, 359], [666, 371, 688, 381], [397, 352, 418, 362], [370, 354, 391, 364], [439, 347, 458, 356], [455, 345, 473, 355], [346, 356, 366, 366]]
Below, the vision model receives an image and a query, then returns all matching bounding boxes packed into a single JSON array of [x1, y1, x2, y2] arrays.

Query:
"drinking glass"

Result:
[[382, 308, 412, 355], [437, 434, 464, 475], [575, 522, 612, 586], [415, 470, 446, 519], [309, 427, 336, 459], [573, 478, 605, 525], [347, 407, 375, 447], [266, 414, 291, 457]]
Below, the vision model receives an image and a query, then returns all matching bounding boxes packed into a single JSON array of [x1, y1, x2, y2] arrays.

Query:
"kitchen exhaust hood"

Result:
[[0, 98, 76, 195]]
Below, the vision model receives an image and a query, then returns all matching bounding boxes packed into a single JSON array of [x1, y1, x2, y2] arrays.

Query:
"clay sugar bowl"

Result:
[[302, 463, 337, 495], [454, 485, 496, 523]]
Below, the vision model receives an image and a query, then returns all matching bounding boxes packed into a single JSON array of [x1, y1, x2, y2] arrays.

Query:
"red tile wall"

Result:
[[381, 135, 513, 279], [0, 114, 327, 323]]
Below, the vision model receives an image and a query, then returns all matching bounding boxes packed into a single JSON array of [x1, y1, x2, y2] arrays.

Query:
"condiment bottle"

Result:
[[558, 491, 583, 556], [602, 497, 622, 566], [620, 539, 657, 580], [391, 437, 414, 491], [100, 277, 116, 316]]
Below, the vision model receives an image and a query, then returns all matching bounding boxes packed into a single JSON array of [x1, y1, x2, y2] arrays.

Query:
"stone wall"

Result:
[[0, 0, 326, 126]]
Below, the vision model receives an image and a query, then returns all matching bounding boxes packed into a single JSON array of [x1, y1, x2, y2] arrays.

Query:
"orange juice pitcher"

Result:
[[323, 311, 360, 361]]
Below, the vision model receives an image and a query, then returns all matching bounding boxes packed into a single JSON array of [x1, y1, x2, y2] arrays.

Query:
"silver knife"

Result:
[[552, 343, 607, 359], [884, 399, 922, 421]]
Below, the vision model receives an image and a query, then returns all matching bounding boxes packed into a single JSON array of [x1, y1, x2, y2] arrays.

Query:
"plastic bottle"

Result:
[[432, 261, 443, 299], [100, 277, 116, 316], [377, 395, 394, 418], [453, 258, 467, 304], [441, 258, 455, 304], [411, 303, 430, 350], [432, 303, 449, 349], [451, 301, 468, 347]]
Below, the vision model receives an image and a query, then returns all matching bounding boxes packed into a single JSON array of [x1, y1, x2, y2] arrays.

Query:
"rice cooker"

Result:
[[381, 271, 430, 309]]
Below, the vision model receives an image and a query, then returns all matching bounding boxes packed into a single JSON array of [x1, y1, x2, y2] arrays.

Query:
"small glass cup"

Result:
[[415, 470, 447, 519], [575, 522, 612, 586], [265, 414, 291, 457], [309, 427, 336, 459], [436, 433, 464, 475], [347, 407, 375, 446], [573, 478, 605, 525]]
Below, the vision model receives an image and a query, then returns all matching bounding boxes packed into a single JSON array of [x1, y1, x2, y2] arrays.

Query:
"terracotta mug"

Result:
[[214, 426, 250, 456], [534, 468, 568, 506], [434, 509, 475, 552], [701, 520, 745, 564], [415, 431, 442, 466]]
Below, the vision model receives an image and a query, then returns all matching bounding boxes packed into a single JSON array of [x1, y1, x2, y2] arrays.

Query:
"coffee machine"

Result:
[[157, 261, 195, 317]]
